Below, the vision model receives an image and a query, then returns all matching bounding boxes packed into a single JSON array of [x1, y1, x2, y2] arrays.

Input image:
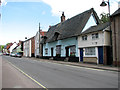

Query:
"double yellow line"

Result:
[[7, 61, 48, 90]]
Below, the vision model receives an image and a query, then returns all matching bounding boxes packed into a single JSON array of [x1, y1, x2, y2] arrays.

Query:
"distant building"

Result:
[[3, 43, 13, 54], [23, 36, 35, 57], [34, 30, 46, 58], [12, 41, 24, 55], [9, 42, 18, 54]]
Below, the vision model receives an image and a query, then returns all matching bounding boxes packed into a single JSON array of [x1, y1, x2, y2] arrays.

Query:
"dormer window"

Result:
[[54, 32, 59, 41]]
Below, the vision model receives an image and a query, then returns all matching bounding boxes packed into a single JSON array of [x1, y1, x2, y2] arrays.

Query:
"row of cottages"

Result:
[[9, 42, 18, 54], [12, 41, 23, 55], [3, 43, 13, 54], [41, 8, 111, 64], [23, 30, 46, 57], [3, 41, 23, 55]]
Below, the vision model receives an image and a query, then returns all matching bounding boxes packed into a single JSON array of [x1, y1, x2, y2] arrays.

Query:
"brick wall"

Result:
[[31, 37, 35, 57]]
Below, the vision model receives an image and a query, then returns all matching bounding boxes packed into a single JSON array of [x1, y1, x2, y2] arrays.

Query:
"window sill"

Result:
[[84, 55, 96, 57]]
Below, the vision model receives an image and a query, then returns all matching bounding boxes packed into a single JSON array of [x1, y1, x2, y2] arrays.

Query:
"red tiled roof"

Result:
[[40, 31, 47, 36], [6, 43, 13, 49]]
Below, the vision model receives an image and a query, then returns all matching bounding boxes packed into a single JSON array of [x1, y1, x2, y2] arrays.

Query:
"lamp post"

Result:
[[39, 23, 41, 57], [100, 0, 113, 65]]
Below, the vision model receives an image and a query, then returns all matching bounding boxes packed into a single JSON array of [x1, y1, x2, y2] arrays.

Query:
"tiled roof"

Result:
[[6, 43, 13, 49], [23, 36, 35, 42], [40, 31, 47, 36], [81, 22, 110, 35], [41, 8, 101, 44]]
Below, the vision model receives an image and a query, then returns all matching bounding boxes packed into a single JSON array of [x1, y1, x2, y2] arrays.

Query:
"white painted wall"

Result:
[[35, 31, 39, 57], [29, 40, 31, 57], [78, 29, 110, 64], [24, 41, 29, 57], [78, 31, 110, 48], [24, 40, 32, 57]]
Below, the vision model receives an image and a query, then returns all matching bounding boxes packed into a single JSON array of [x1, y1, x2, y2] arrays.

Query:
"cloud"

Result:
[[1, 0, 118, 17], [6, 0, 42, 2], [1, 0, 7, 6], [42, 0, 118, 18]]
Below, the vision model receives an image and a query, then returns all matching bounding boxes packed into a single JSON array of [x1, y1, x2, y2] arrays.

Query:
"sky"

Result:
[[0, 0, 119, 45]]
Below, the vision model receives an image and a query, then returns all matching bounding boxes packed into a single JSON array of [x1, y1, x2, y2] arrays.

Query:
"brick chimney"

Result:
[[61, 12, 65, 22]]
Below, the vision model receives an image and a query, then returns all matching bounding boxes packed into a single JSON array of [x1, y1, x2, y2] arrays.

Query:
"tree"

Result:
[[0, 45, 4, 52], [100, 13, 109, 23]]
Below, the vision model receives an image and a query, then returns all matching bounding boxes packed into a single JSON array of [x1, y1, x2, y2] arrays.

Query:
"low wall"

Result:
[[83, 57, 97, 64]]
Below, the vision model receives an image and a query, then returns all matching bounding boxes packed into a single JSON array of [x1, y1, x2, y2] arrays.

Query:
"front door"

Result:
[[66, 47, 69, 57], [51, 48, 53, 57], [98, 47, 103, 64], [80, 48, 83, 62]]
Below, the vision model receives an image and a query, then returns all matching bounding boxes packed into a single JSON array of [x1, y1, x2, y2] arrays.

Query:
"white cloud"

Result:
[[1, 0, 118, 17], [42, 0, 118, 18], [6, 0, 42, 2], [1, 0, 7, 6]]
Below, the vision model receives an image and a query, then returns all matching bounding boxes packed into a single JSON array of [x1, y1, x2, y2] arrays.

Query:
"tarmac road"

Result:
[[2, 56, 119, 88]]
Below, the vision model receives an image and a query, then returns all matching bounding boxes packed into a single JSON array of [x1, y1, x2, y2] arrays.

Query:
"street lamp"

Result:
[[39, 23, 41, 57], [100, 0, 110, 16], [100, 0, 113, 65]]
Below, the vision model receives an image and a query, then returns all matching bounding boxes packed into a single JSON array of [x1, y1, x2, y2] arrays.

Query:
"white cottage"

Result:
[[78, 22, 110, 64], [9, 42, 18, 54]]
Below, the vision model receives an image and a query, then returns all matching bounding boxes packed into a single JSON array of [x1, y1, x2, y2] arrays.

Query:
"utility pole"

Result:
[[39, 23, 41, 57]]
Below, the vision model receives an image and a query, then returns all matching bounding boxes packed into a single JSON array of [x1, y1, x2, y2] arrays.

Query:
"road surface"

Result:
[[2, 56, 118, 88]]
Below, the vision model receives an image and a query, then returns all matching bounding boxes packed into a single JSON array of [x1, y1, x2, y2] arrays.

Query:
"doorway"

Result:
[[98, 46, 103, 64], [80, 48, 83, 62], [66, 47, 69, 57], [51, 48, 54, 57]]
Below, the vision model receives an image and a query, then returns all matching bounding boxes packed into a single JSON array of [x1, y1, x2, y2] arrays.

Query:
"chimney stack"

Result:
[[61, 12, 65, 22]]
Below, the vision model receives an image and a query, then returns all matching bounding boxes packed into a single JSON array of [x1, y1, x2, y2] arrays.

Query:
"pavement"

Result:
[[23, 57, 119, 72], [2, 56, 41, 88], [0, 56, 2, 90]]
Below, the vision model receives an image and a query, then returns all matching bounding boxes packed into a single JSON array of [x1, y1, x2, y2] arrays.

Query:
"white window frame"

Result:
[[92, 33, 99, 40], [45, 48, 48, 55], [70, 46, 76, 56], [82, 35, 87, 41], [56, 45, 61, 55], [84, 47, 96, 57]]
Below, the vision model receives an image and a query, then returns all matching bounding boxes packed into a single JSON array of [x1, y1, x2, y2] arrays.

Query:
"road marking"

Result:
[[6, 61, 48, 90]]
